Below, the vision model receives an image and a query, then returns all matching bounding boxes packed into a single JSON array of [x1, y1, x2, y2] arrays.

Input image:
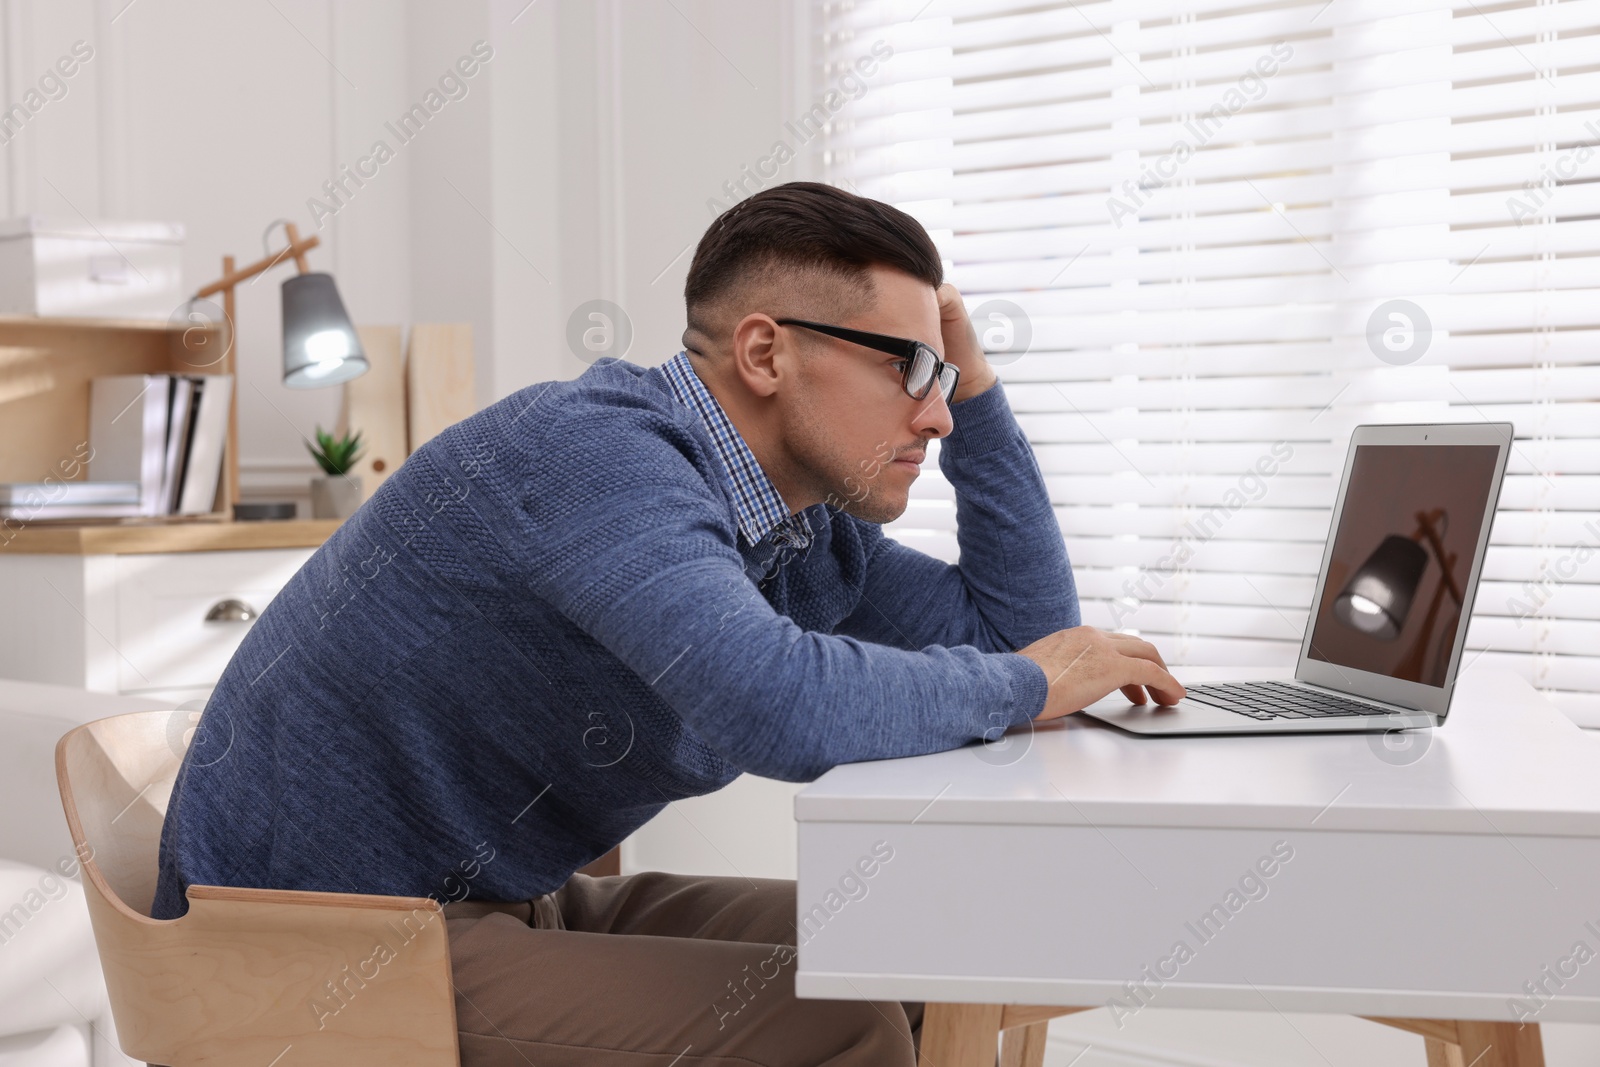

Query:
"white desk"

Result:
[[795, 668, 1599, 1067]]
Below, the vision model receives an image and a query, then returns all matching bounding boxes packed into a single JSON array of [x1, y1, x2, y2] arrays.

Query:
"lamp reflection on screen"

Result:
[[1332, 534, 1429, 640], [1332, 508, 1465, 663]]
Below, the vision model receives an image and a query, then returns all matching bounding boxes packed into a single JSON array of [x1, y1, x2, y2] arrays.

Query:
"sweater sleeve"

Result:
[[833, 378, 1080, 653], [516, 400, 1049, 783]]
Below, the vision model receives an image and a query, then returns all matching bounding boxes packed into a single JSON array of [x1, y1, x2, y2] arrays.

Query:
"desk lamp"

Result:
[[186, 219, 368, 519], [192, 219, 368, 388]]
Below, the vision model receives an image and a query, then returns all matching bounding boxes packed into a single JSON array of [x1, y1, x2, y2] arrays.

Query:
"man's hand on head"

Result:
[[1015, 627, 1188, 721], [935, 282, 999, 404]]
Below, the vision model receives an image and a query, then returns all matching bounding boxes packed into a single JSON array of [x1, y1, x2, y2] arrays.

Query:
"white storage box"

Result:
[[0, 214, 184, 321]]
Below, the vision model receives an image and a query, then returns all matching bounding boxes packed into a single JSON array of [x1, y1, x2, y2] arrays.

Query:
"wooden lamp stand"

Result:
[[190, 221, 323, 514]]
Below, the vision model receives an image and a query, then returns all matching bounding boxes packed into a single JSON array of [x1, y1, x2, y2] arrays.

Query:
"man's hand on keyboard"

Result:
[[1016, 627, 1186, 721]]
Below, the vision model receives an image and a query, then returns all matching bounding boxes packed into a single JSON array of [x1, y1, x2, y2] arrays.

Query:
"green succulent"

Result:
[[306, 426, 366, 476]]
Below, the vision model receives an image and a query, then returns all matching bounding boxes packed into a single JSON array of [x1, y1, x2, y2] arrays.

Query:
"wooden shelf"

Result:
[[0, 313, 238, 522], [0, 313, 189, 332], [0, 518, 341, 555]]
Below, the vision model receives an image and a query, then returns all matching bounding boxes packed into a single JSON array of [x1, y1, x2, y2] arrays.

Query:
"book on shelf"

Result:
[[177, 375, 232, 515], [0, 502, 147, 520], [65, 372, 236, 521], [0, 481, 139, 505], [87, 374, 168, 515], [159, 376, 196, 515], [0, 480, 143, 520]]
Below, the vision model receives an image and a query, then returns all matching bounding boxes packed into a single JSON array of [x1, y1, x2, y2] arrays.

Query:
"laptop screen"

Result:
[[1305, 443, 1502, 688]]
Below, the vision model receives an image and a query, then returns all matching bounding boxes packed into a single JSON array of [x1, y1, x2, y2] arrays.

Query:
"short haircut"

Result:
[[683, 182, 943, 353]]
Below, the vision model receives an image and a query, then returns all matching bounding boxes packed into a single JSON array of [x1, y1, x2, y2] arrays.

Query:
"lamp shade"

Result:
[[1331, 534, 1429, 641], [281, 272, 368, 388]]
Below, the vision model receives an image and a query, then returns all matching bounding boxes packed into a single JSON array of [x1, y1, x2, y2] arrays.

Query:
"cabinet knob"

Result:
[[204, 598, 258, 623]]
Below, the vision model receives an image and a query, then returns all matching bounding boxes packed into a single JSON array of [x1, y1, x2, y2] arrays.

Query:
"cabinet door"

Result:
[[114, 549, 314, 694]]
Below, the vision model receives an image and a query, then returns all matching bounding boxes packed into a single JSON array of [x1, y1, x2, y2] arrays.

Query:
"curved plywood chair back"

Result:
[[58, 709, 185, 915], [56, 710, 460, 1066]]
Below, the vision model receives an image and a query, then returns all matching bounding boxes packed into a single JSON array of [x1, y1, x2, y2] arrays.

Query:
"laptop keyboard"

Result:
[[1182, 681, 1395, 721]]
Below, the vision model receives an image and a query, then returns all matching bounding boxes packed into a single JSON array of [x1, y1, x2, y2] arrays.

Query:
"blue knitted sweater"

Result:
[[150, 355, 1077, 918]]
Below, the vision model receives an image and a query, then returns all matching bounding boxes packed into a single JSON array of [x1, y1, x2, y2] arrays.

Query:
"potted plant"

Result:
[[305, 426, 366, 519]]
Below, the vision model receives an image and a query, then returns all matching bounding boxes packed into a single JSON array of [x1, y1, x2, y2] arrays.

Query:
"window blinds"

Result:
[[814, 0, 1600, 723]]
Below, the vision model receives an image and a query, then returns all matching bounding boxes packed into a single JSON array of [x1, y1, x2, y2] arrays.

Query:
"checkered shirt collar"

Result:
[[660, 350, 814, 551]]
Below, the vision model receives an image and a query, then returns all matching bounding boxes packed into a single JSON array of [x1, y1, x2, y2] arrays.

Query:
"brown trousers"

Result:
[[441, 871, 925, 1066]]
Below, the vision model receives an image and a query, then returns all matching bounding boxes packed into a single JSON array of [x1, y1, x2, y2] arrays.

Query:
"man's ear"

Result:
[[728, 313, 786, 399]]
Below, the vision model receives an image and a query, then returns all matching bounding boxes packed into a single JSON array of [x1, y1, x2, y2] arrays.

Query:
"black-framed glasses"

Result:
[[774, 318, 960, 404]]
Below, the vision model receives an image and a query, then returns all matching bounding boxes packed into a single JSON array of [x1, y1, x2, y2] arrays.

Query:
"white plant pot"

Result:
[[310, 474, 363, 519]]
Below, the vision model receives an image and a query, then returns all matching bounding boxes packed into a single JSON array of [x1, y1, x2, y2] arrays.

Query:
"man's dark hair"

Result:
[[683, 181, 943, 354]]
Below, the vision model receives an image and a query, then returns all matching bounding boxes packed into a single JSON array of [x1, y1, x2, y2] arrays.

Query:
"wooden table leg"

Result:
[[1366, 1016, 1545, 1066], [1425, 1037, 1465, 1067], [920, 1003, 1093, 1067], [999, 1021, 1050, 1067], [918, 1003, 1004, 1067], [1455, 1020, 1545, 1066]]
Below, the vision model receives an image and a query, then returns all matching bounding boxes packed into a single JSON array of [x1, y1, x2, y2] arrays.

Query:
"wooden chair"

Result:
[[54, 709, 459, 1066]]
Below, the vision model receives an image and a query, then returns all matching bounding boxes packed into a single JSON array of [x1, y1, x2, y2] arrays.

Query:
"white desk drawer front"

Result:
[[114, 548, 314, 693]]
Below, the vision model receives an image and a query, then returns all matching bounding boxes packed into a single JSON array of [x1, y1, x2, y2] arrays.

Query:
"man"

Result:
[[152, 181, 1184, 1065]]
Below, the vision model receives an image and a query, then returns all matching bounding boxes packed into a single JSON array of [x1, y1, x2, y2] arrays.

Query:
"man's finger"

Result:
[[1119, 683, 1149, 705], [1124, 656, 1186, 706]]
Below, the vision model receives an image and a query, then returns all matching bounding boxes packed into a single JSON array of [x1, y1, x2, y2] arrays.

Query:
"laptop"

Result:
[[1082, 422, 1512, 736]]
